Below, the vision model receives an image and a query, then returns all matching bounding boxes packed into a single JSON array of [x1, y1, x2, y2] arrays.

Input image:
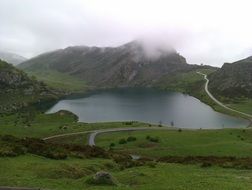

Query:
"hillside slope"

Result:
[[209, 56, 252, 98], [0, 59, 58, 113], [19, 41, 206, 90]]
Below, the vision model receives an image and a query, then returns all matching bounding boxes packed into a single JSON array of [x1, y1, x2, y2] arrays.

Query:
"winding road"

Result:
[[43, 127, 174, 146], [88, 127, 173, 146], [197, 72, 252, 118]]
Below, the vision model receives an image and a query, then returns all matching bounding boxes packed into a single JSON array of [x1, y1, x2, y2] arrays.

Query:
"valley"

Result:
[[1, 41, 252, 190]]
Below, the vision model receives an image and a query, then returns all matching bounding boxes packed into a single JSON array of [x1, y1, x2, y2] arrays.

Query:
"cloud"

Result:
[[0, 0, 252, 66]]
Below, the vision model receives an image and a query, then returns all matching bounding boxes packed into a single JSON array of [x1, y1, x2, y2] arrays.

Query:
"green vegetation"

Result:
[[156, 68, 216, 93], [0, 59, 59, 113], [26, 70, 87, 92], [2, 55, 252, 189], [226, 98, 252, 115], [96, 129, 252, 157], [0, 111, 150, 138], [1, 155, 252, 190]]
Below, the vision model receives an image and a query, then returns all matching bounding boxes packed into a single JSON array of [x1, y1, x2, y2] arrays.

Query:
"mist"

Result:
[[1, 0, 252, 66]]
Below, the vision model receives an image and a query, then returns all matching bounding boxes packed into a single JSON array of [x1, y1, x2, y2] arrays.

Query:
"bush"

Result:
[[127, 136, 136, 142], [110, 143, 115, 147], [148, 137, 159, 143], [118, 138, 127, 144], [178, 128, 182, 132], [201, 162, 212, 168], [123, 121, 133, 125], [147, 161, 157, 168]]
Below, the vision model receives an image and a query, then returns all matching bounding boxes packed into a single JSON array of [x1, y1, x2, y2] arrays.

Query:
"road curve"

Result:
[[88, 127, 174, 146], [43, 130, 93, 140], [43, 127, 174, 146], [197, 72, 252, 118]]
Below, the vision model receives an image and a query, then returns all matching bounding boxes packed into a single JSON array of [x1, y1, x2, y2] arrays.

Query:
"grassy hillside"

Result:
[[1, 109, 252, 189], [25, 70, 87, 92], [155, 68, 216, 93], [0, 110, 150, 138], [95, 129, 252, 157], [1, 155, 251, 190]]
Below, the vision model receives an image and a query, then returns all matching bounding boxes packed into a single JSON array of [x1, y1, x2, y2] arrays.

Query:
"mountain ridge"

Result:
[[0, 51, 27, 65], [18, 40, 201, 90]]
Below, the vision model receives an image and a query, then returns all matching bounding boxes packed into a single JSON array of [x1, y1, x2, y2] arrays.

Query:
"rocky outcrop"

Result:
[[87, 171, 117, 185], [0, 59, 58, 113], [209, 56, 252, 98]]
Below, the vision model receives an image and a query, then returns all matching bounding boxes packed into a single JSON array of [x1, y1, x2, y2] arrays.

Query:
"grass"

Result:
[[157, 68, 216, 93], [0, 154, 252, 190], [0, 111, 151, 138], [96, 129, 252, 157], [26, 70, 87, 92], [228, 99, 252, 115]]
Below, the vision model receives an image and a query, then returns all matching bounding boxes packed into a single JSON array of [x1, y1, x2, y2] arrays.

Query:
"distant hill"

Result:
[[209, 56, 252, 98], [18, 41, 208, 90], [0, 59, 58, 113], [0, 51, 27, 65]]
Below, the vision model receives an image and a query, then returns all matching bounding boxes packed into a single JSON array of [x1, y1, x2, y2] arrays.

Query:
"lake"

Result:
[[47, 88, 249, 129]]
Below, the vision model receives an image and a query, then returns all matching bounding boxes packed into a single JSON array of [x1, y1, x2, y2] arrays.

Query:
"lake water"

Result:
[[47, 88, 249, 129]]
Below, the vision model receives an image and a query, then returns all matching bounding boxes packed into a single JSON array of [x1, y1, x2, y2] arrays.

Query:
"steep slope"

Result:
[[0, 51, 27, 65], [0, 59, 58, 113], [19, 41, 201, 89], [209, 56, 252, 98]]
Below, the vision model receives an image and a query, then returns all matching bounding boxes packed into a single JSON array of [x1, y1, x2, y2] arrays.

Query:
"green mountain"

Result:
[[209, 56, 252, 98], [18, 41, 209, 91], [0, 59, 58, 113]]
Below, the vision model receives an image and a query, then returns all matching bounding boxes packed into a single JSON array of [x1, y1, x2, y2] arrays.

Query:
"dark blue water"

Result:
[[47, 88, 249, 129]]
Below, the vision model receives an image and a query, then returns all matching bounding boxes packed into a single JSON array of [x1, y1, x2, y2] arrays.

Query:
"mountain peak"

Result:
[[119, 40, 176, 61]]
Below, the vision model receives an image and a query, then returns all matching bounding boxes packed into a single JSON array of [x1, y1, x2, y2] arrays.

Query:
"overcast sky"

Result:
[[1, 0, 252, 66]]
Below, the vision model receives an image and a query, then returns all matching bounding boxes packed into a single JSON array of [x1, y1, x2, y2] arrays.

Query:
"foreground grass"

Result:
[[0, 154, 252, 190], [96, 129, 252, 157]]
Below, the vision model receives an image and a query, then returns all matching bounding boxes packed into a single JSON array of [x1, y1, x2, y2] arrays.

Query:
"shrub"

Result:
[[178, 128, 182, 132], [149, 137, 159, 143], [118, 138, 127, 144], [127, 136, 136, 142], [110, 143, 115, 147], [201, 162, 212, 168], [124, 121, 133, 125], [147, 161, 157, 168]]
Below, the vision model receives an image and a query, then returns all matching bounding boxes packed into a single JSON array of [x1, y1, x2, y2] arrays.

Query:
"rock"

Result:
[[87, 171, 117, 185]]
